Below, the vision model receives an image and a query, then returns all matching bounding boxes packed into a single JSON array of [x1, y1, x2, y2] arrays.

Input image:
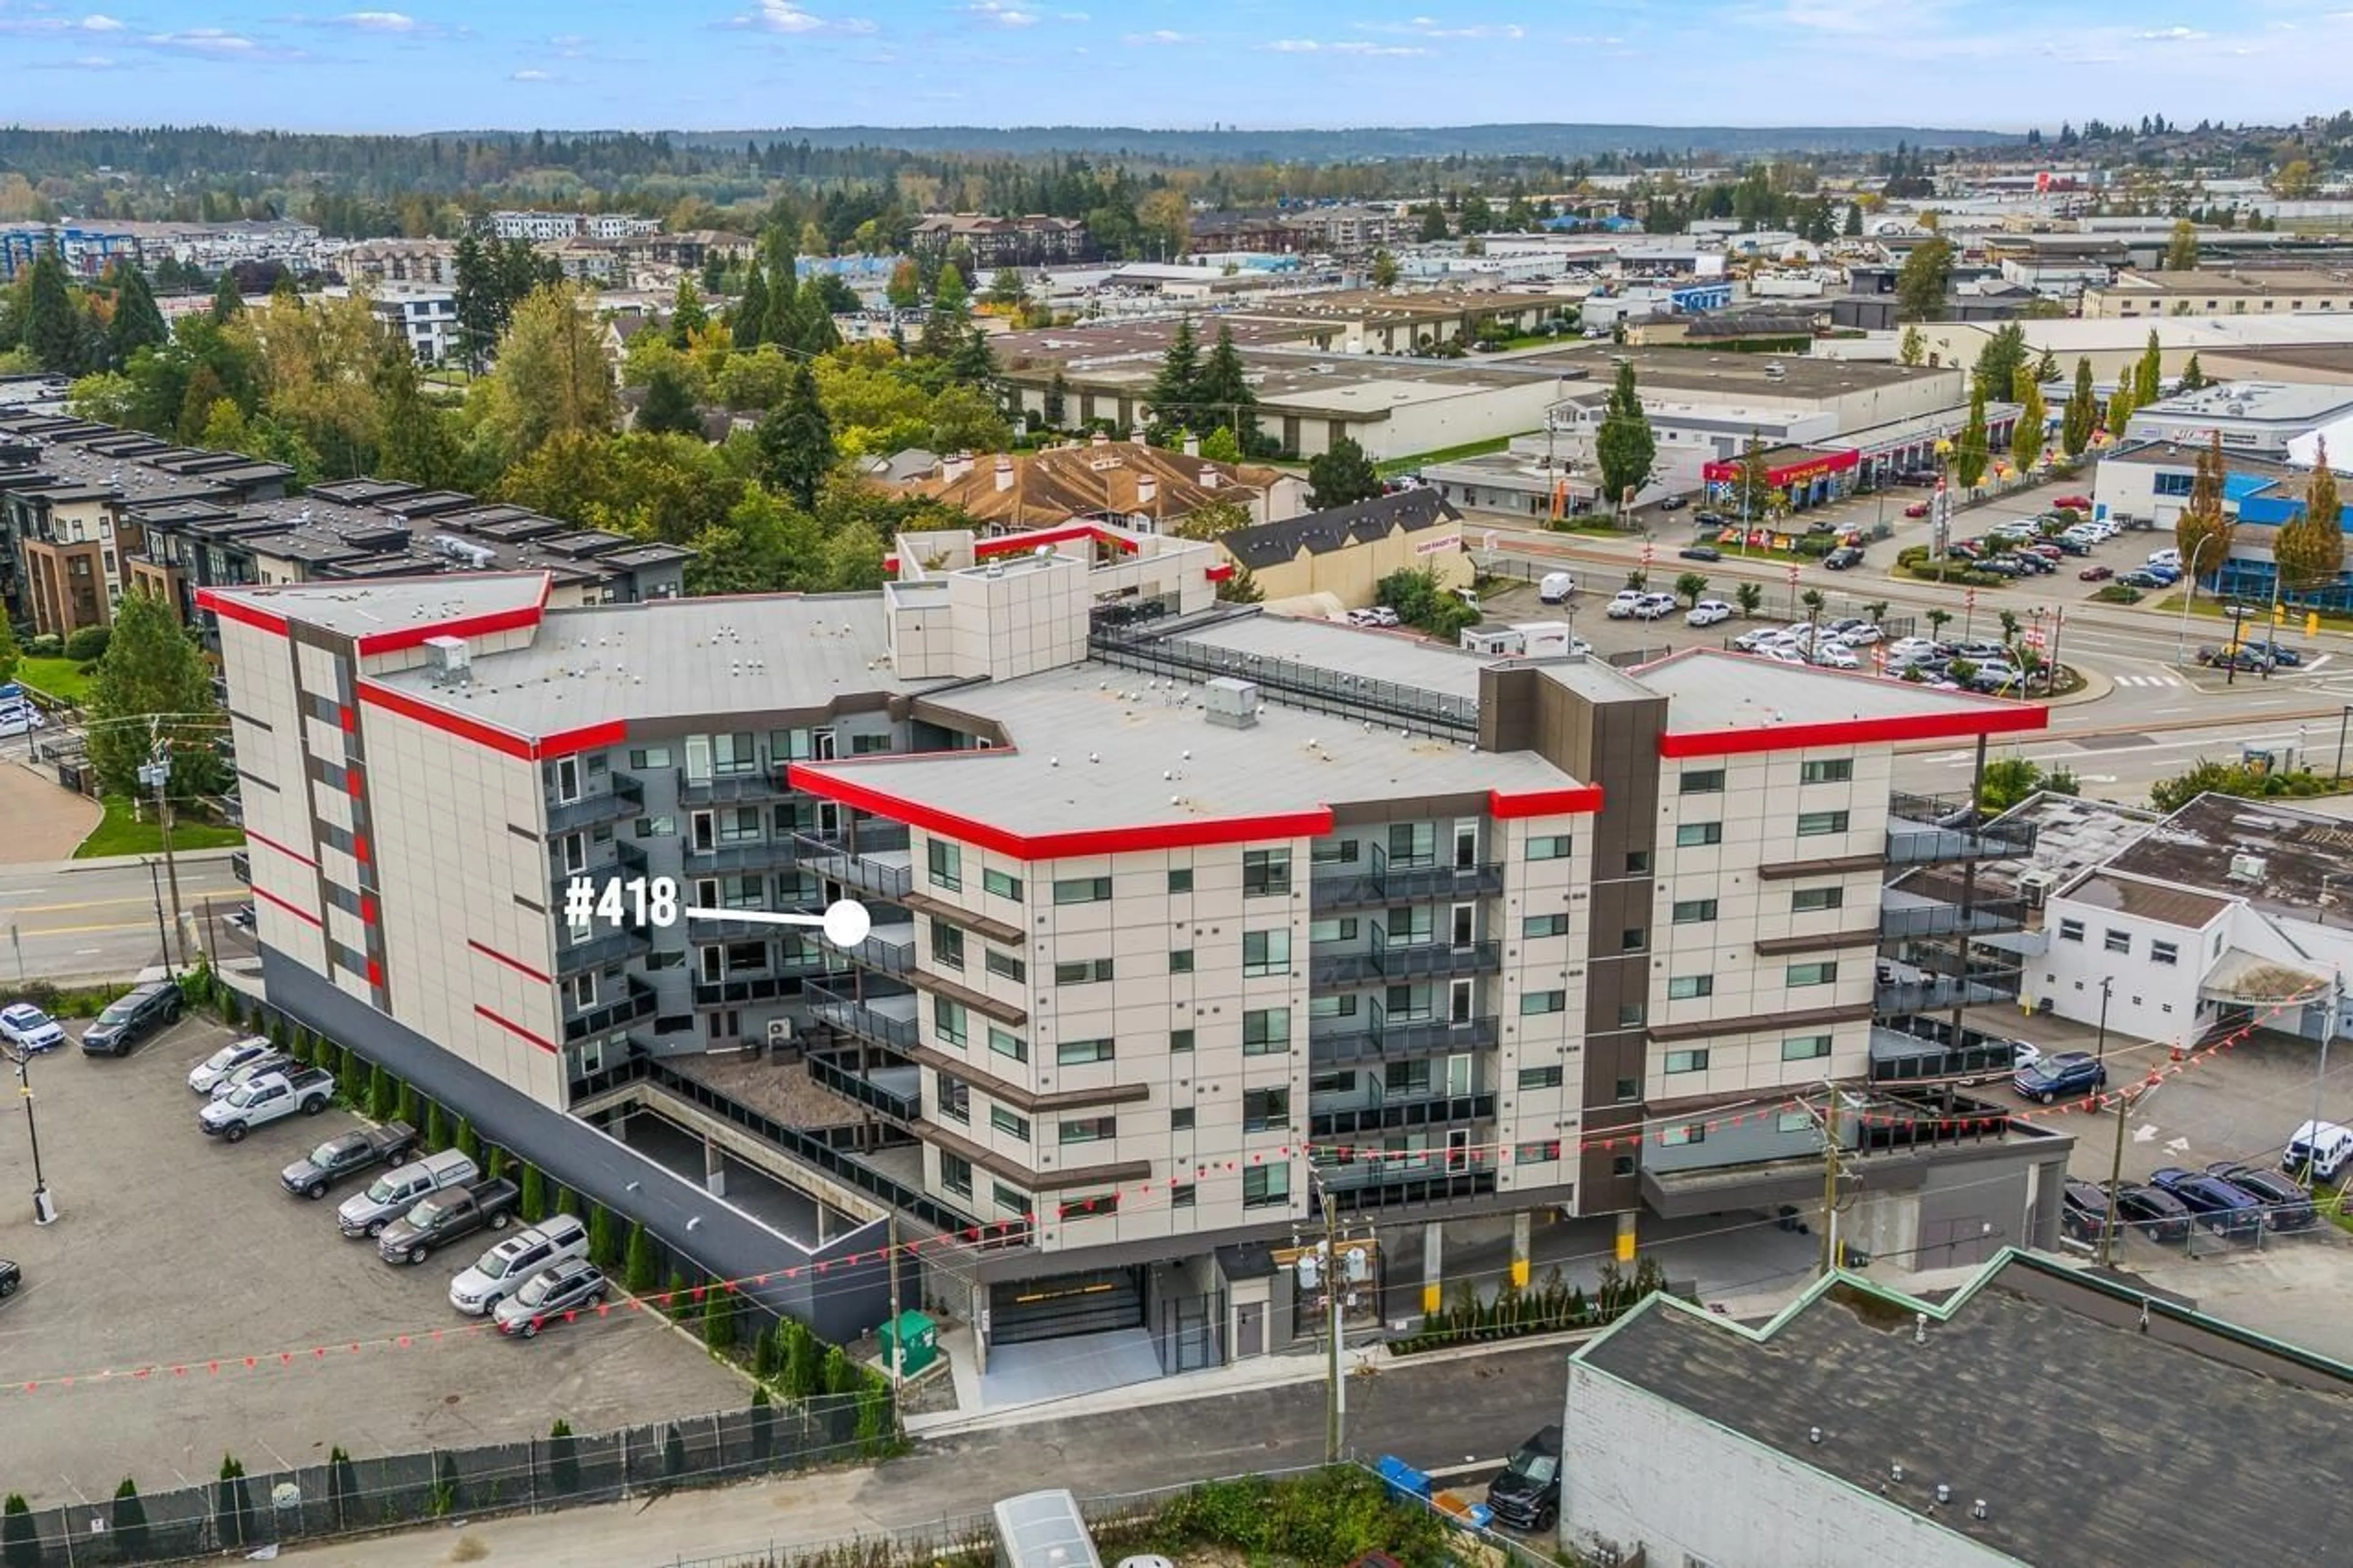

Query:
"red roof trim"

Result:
[[468, 937, 553, 986], [1490, 784, 1604, 819], [352, 598, 544, 657], [539, 719, 628, 762], [195, 588, 287, 637], [790, 754, 1334, 860], [357, 679, 536, 761], [972, 523, 1139, 559], [474, 1004, 559, 1055], [246, 828, 317, 869], [251, 884, 322, 929], [1659, 704, 2049, 759], [1205, 562, 1237, 583]]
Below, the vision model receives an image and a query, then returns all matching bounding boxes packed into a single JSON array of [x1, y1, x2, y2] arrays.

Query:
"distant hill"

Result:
[[649, 123, 2017, 160]]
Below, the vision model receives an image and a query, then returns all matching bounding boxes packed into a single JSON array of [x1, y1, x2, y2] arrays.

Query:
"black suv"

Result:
[[80, 979, 183, 1056], [2112, 1181, 2193, 1244], [1485, 1426, 1562, 1532], [2206, 1162, 2319, 1230], [2059, 1179, 2112, 1243]]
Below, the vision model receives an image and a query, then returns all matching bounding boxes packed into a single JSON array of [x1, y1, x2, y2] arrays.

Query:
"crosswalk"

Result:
[[2112, 672, 2186, 689]]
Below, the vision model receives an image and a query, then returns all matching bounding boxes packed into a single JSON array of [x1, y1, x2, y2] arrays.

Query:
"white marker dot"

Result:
[[821, 898, 872, 949]]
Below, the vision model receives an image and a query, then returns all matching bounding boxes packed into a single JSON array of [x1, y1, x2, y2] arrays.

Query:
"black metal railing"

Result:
[[1312, 862, 1504, 912], [1311, 1014, 1499, 1065], [678, 762, 794, 808], [564, 977, 657, 1043], [806, 1050, 921, 1124], [1312, 941, 1500, 987], [553, 923, 651, 974], [1090, 623, 1480, 739], [1885, 792, 2039, 865], [546, 771, 645, 835], [1311, 1091, 1496, 1138], [1319, 1164, 1498, 1213], [1879, 896, 2028, 939], [684, 839, 802, 879], [691, 971, 801, 1009], [806, 981, 919, 1050], [792, 827, 914, 901]]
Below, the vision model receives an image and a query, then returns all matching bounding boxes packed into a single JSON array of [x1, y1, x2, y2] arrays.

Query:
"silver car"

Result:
[[494, 1259, 610, 1338], [188, 1036, 275, 1094], [449, 1215, 590, 1315]]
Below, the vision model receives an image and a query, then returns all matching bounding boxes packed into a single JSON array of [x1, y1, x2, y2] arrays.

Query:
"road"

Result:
[[0, 854, 249, 987], [280, 1339, 1573, 1567]]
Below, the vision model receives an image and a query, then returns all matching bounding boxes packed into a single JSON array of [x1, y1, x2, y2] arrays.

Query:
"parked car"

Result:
[[1658, 494, 1688, 511], [207, 1051, 294, 1100], [2206, 1163, 2319, 1230], [1686, 599, 1733, 627], [2059, 1179, 2113, 1244], [1484, 1425, 1563, 1532], [2196, 646, 2269, 672], [449, 1214, 593, 1316], [377, 1176, 521, 1265], [0, 1002, 66, 1056], [1605, 590, 1645, 619], [337, 1149, 481, 1239], [281, 1122, 420, 1200], [188, 1035, 275, 1094], [1678, 545, 1721, 562], [2110, 1181, 2194, 1244], [494, 1258, 610, 1338], [0, 1259, 17, 1302], [1811, 643, 1862, 670], [2014, 1050, 2107, 1104], [1949, 640, 2007, 663], [2080, 566, 2115, 582], [79, 979, 183, 1056], [2045, 536, 2090, 556], [199, 1067, 337, 1142], [1538, 572, 1575, 605], [2285, 1119, 2353, 1183], [1885, 637, 1939, 663], [1694, 510, 1727, 528], [2243, 640, 2303, 667], [2148, 547, 2182, 569], [2117, 569, 2165, 589], [1824, 546, 1865, 570], [2053, 494, 2094, 512], [1966, 663, 2023, 693], [2148, 1167, 2267, 1240], [1634, 594, 1678, 621], [1903, 501, 1931, 518]]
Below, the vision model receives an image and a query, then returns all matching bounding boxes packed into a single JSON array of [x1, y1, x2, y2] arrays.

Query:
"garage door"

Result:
[[988, 1268, 1145, 1347]]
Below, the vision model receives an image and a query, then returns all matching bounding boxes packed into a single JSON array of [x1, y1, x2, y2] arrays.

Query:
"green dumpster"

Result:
[[878, 1310, 938, 1377]]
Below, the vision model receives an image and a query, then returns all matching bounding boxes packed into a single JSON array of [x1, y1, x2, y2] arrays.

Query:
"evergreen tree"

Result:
[[1894, 236, 1953, 322], [1971, 322, 2027, 401], [2174, 430, 2234, 589], [373, 339, 457, 488], [933, 263, 969, 315], [0, 1494, 34, 1568], [1306, 436, 1382, 509], [547, 1419, 582, 1495], [757, 363, 835, 510], [945, 325, 997, 390], [781, 1317, 822, 1397], [455, 1116, 480, 1165], [23, 251, 84, 374], [637, 363, 705, 436], [108, 265, 169, 365], [394, 1080, 419, 1129], [211, 269, 245, 323], [86, 588, 224, 801], [1146, 316, 1201, 436], [214, 1456, 253, 1550], [2278, 438, 2344, 589], [1843, 202, 1864, 237], [733, 262, 769, 349], [1043, 371, 1068, 429], [1594, 359, 1657, 512], [0, 615, 17, 691], [111, 1477, 150, 1561], [520, 1162, 548, 1224], [669, 279, 709, 349], [2179, 352, 2209, 392], [2010, 367, 2047, 477], [2135, 328, 2164, 408], [1953, 384, 1990, 488], [624, 1219, 658, 1292], [587, 1202, 616, 1267], [702, 1286, 738, 1354], [1194, 322, 1257, 445], [424, 1099, 449, 1151], [2106, 373, 2137, 440], [760, 241, 800, 348], [792, 290, 841, 355]]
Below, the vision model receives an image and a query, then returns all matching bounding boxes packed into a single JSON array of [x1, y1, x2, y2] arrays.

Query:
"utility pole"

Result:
[[18, 1054, 55, 1226], [2096, 1076, 2156, 1268], [1818, 1090, 1844, 1276], [2093, 976, 2114, 1062], [143, 859, 171, 972], [1322, 1177, 1344, 1466], [2306, 972, 2342, 1195], [140, 727, 188, 971], [885, 1210, 903, 1387]]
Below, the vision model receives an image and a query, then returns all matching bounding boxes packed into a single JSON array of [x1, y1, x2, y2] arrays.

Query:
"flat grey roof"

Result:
[[1634, 649, 2040, 738], [1172, 613, 1493, 702], [212, 574, 549, 642], [2104, 791, 2353, 924], [812, 661, 1581, 836]]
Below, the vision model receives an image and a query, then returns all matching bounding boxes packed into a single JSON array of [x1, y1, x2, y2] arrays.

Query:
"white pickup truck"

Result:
[[199, 1067, 336, 1142]]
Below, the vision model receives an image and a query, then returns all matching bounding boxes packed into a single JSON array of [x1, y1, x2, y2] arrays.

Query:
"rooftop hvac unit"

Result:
[[1203, 676, 1260, 730], [423, 635, 471, 686], [2229, 852, 2268, 883], [767, 1018, 794, 1044], [2017, 867, 2059, 910]]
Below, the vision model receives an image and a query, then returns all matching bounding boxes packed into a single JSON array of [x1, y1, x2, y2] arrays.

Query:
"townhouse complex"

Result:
[[201, 522, 2068, 1368]]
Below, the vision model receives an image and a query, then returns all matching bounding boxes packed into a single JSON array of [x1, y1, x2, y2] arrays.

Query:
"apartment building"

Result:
[[911, 214, 1092, 267], [487, 210, 661, 243], [201, 512, 2059, 1379], [337, 238, 460, 289]]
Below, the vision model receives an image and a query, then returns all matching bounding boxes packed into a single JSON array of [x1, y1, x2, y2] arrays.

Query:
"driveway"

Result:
[[0, 762, 99, 864]]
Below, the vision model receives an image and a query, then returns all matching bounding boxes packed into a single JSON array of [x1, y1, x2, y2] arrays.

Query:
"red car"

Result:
[[2053, 494, 2093, 511], [1903, 501, 1931, 518], [2080, 565, 2114, 581]]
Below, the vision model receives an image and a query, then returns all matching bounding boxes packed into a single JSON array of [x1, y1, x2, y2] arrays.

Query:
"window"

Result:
[[851, 733, 891, 755], [939, 1151, 974, 1197], [1242, 1164, 1292, 1208], [1672, 898, 1718, 925], [1515, 1142, 1561, 1164], [1520, 990, 1566, 1015], [1799, 759, 1854, 784], [985, 947, 1026, 983], [1795, 810, 1850, 838], [559, 831, 586, 873], [1058, 1193, 1118, 1221], [935, 1072, 969, 1123], [1312, 838, 1362, 865], [1054, 958, 1115, 985], [1243, 849, 1292, 897], [1170, 1107, 1195, 1132], [552, 756, 581, 803], [1613, 1077, 1640, 1103], [1054, 876, 1112, 905], [1679, 768, 1726, 795], [1778, 1111, 1815, 1135], [1170, 1028, 1195, 1053], [1782, 1034, 1832, 1062], [987, 1026, 1027, 1062], [1170, 1182, 1196, 1208], [993, 1183, 1028, 1214], [1517, 1064, 1563, 1089], [926, 839, 961, 892], [1523, 914, 1569, 938], [1612, 1154, 1636, 1176], [1313, 917, 1360, 943], [1665, 1048, 1710, 1074], [566, 972, 597, 1011], [931, 923, 966, 970], [1675, 822, 1722, 848], [1385, 1059, 1431, 1096], [1243, 1088, 1290, 1132], [1527, 835, 1572, 861], [628, 747, 673, 770], [1242, 1008, 1290, 1055], [2058, 918, 2085, 943], [933, 996, 968, 1047], [1167, 868, 1194, 893], [1659, 1123, 1706, 1147], [1057, 1037, 1114, 1066], [1786, 961, 1838, 987], [1667, 974, 1714, 1001], [2105, 929, 2131, 955], [990, 1106, 1031, 1142], [1622, 926, 1648, 953], [983, 868, 1023, 901], [1243, 930, 1292, 976], [2152, 941, 2180, 967], [1061, 1116, 1116, 1145], [1791, 886, 1844, 913], [1626, 850, 1652, 875], [2154, 471, 2194, 498], [1616, 1001, 1646, 1027], [711, 732, 758, 775]]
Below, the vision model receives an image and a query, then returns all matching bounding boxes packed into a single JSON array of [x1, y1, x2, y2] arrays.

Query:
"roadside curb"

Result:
[[2044, 665, 2113, 709]]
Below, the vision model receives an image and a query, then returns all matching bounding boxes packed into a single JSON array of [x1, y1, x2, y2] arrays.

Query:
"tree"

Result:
[[2275, 159, 2317, 199], [1594, 359, 1657, 512], [587, 1202, 617, 1267], [2135, 328, 2164, 409], [1895, 236, 1953, 322], [1369, 248, 1400, 289], [111, 1477, 150, 1561], [108, 265, 169, 365], [2106, 371, 2137, 440], [885, 258, 921, 310], [760, 243, 800, 349], [1216, 560, 1264, 604], [987, 268, 1026, 307], [751, 1385, 778, 1458], [2278, 438, 2344, 590], [474, 283, 616, 461], [1897, 325, 1926, 367], [2178, 352, 2209, 392], [367, 1062, 396, 1121], [211, 269, 245, 323], [703, 1285, 738, 1354], [933, 264, 969, 315], [2011, 367, 2046, 477], [1042, 371, 1068, 429], [1170, 499, 1254, 543], [2165, 218, 2200, 271], [214, 1456, 254, 1550], [1307, 437, 1382, 510], [1146, 316, 1201, 436], [638, 362, 705, 436], [23, 251, 85, 374], [0, 615, 16, 692], [547, 1419, 582, 1495], [519, 1162, 548, 1225], [1927, 607, 1952, 640], [1972, 322, 2027, 402], [669, 279, 708, 349], [733, 263, 769, 349], [1735, 581, 1763, 618], [373, 340, 458, 489], [1199, 425, 1244, 465], [1672, 570, 1710, 607], [2174, 430, 2234, 591], [758, 364, 836, 510], [1417, 202, 1450, 242], [2063, 357, 2096, 456], [945, 325, 997, 389], [85, 589, 222, 803], [0, 1495, 33, 1568], [624, 1219, 658, 1292], [1843, 202, 1864, 237], [424, 1098, 449, 1152], [1729, 434, 1778, 521], [1192, 322, 1257, 445], [1953, 384, 1990, 488], [455, 1116, 481, 1165]]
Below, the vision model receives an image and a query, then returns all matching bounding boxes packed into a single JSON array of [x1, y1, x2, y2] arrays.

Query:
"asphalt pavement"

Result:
[[0, 852, 249, 988]]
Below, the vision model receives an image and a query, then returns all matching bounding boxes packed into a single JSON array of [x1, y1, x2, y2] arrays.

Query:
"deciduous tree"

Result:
[[2063, 357, 2096, 456], [86, 589, 224, 803], [2164, 218, 2200, 271], [1306, 436, 1382, 510], [473, 282, 617, 461], [1953, 384, 1990, 488], [2277, 438, 2344, 590], [1594, 359, 1656, 511], [2173, 430, 2234, 589], [1895, 236, 1953, 322]]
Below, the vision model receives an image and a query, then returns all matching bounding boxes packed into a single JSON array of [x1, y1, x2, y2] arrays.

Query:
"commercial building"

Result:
[[2090, 441, 2353, 607], [2121, 380, 2353, 461], [898, 437, 1310, 534], [1863, 314, 2353, 385], [203, 527, 2059, 1379], [1562, 1250, 2353, 1568], [1213, 488, 1469, 610], [2082, 267, 2353, 320]]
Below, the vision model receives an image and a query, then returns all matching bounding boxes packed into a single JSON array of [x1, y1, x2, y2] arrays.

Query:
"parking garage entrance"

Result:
[[988, 1267, 1146, 1346]]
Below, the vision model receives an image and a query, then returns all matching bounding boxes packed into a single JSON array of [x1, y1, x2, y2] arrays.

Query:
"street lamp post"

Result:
[[143, 858, 174, 979], [2096, 1074, 2158, 1270], [17, 1054, 56, 1226], [2094, 975, 2115, 1062], [2305, 972, 2343, 1195], [2174, 532, 2223, 668]]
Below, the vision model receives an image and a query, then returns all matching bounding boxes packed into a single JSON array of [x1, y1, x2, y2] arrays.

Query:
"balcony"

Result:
[[1312, 857, 1505, 913], [684, 838, 801, 879], [545, 771, 645, 836], [1878, 892, 2028, 940], [553, 923, 651, 974], [808, 980, 919, 1050], [841, 922, 917, 977], [1311, 1091, 1496, 1138], [793, 826, 914, 903], [1311, 1008, 1499, 1066], [564, 976, 657, 1043], [806, 1050, 921, 1124], [1886, 792, 2040, 866], [691, 970, 802, 1009], [1315, 1159, 1498, 1214], [678, 762, 793, 808], [1311, 940, 1501, 988]]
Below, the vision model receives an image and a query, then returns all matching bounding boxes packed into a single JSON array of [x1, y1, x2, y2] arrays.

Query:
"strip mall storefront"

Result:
[[1701, 447, 1862, 513]]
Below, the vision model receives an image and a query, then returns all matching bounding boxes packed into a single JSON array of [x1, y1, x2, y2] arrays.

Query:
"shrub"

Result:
[[1153, 1469, 1450, 1567], [25, 633, 61, 657], [430, 1450, 460, 1517], [64, 625, 110, 662], [485, 1145, 508, 1181], [520, 1164, 548, 1224], [424, 1100, 449, 1151], [328, 1447, 358, 1531], [587, 1203, 616, 1268], [856, 1382, 895, 1455], [393, 1080, 419, 1128], [781, 1319, 822, 1398], [224, 991, 246, 1029], [112, 1477, 149, 1561], [623, 1220, 657, 1292], [821, 1344, 857, 1396], [551, 1183, 578, 1219], [366, 1062, 396, 1121], [703, 1286, 738, 1355], [0, 1495, 36, 1568], [2093, 583, 2144, 604], [287, 1026, 313, 1066], [664, 1268, 692, 1319], [214, 1456, 253, 1550], [752, 1319, 781, 1381], [455, 1116, 480, 1165], [661, 1424, 689, 1480], [547, 1419, 581, 1495], [749, 1385, 776, 1459]]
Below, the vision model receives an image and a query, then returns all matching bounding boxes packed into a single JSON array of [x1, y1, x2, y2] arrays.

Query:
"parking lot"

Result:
[[0, 1015, 751, 1506]]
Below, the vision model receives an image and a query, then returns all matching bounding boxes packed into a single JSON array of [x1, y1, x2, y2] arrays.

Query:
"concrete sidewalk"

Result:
[[0, 761, 99, 864]]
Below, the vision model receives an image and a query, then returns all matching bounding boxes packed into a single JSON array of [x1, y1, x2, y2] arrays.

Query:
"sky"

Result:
[[4, 0, 2352, 134]]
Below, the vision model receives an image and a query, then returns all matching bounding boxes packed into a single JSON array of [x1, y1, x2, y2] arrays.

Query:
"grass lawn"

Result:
[[1376, 434, 1525, 476], [13, 656, 94, 705], [73, 795, 245, 860]]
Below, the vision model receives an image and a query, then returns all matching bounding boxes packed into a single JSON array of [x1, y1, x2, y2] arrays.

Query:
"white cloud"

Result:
[[79, 14, 124, 31], [726, 0, 876, 34], [0, 10, 129, 33], [510, 66, 556, 79], [142, 28, 262, 53], [1123, 27, 1189, 43], [963, 0, 1039, 23], [1362, 16, 1525, 38], [2134, 25, 2205, 40], [335, 10, 419, 30], [1265, 37, 1423, 54]]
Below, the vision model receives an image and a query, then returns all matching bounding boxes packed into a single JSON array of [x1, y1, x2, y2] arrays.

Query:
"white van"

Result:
[[1538, 572, 1575, 605], [2286, 1119, 2353, 1183], [448, 1213, 592, 1314]]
